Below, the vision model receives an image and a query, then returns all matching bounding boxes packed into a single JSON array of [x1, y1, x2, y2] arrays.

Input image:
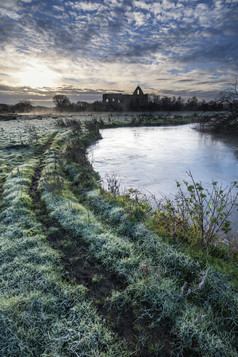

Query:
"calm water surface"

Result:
[[89, 124, 238, 235]]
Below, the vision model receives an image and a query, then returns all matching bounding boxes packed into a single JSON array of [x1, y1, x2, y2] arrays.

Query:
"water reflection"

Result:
[[89, 124, 238, 235]]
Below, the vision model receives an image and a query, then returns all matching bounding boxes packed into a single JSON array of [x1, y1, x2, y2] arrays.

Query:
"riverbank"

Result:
[[0, 116, 237, 356], [195, 112, 238, 135]]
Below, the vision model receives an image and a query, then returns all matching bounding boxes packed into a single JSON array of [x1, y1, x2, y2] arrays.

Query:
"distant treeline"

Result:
[[51, 94, 225, 112], [148, 95, 224, 111], [0, 95, 228, 114], [0, 100, 33, 113]]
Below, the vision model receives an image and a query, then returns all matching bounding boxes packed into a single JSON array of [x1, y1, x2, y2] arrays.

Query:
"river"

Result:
[[89, 124, 238, 237]]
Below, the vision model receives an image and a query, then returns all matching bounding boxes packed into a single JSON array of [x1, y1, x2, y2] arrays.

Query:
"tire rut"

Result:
[[30, 133, 57, 205], [28, 134, 141, 353]]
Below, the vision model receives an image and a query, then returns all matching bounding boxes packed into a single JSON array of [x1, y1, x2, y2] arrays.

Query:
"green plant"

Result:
[[40, 171, 64, 195], [105, 173, 120, 197], [84, 118, 100, 136], [64, 138, 87, 164], [119, 188, 152, 221], [56, 118, 82, 134], [152, 171, 238, 252]]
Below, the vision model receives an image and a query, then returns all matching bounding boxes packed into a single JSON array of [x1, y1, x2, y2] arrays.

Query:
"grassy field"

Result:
[[0, 114, 237, 356]]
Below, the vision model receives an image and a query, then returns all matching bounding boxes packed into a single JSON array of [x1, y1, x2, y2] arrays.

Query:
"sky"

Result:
[[0, 0, 238, 106]]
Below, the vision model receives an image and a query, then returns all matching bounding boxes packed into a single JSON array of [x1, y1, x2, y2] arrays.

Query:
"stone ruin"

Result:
[[102, 86, 148, 110]]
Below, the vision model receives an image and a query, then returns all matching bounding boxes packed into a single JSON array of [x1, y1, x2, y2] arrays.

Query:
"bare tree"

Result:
[[197, 78, 238, 134], [218, 77, 238, 112], [53, 95, 71, 112], [14, 100, 33, 113]]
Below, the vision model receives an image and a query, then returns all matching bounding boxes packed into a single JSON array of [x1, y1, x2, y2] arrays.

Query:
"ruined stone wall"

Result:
[[102, 87, 148, 109], [103, 93, 123, 104]]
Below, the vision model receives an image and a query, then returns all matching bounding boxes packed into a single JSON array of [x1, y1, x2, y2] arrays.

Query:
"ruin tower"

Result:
[[133, 86, 144, 96]]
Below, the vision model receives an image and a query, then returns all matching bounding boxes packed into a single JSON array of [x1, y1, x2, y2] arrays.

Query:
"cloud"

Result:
[[0, 0, 237, 104], [0, 17, 16, 44], [161, 88, 220, 100], [175, 42, 238, 72], [74, 2, 101, 12], [52, 5, 65, 12], [0, 0, 18, 9]]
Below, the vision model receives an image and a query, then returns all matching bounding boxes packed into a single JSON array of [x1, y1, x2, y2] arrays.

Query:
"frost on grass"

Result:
[[0, 157, 129, 356], [39, 135, 238, 356], [174, 303, 237, 357], [1, 121, 237, 356]]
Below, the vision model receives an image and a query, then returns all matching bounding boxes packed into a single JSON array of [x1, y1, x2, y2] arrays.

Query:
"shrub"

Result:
[[152, 171, 238, 251], [84, 118, 100, 136]]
